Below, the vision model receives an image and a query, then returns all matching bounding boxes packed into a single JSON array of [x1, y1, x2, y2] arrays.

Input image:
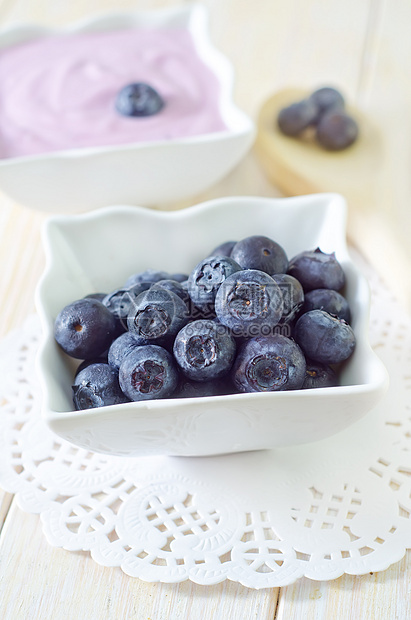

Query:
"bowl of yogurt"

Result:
[[0, 4, 255, 212]]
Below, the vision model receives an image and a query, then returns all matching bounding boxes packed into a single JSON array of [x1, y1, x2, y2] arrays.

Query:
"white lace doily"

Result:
[[0, 266, 410, 589]]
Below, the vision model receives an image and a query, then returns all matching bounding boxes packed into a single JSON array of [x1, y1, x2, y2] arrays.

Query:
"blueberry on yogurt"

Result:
[[115, 82, 165, 117], [232, 335, 306, 393]]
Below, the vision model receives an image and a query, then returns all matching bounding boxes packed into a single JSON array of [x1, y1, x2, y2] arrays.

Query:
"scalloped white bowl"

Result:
[[35, 194, 389, 457], [0, 4, 254, 212]]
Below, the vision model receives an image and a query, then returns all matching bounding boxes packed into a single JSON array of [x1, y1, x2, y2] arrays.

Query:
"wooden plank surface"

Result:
[[0, 0, 410, 618], [0, 507, 278, 620]]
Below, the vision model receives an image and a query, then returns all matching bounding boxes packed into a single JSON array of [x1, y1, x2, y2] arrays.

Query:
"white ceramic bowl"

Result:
[[35, 194, 389, 457], [0, 4, 254, 212]]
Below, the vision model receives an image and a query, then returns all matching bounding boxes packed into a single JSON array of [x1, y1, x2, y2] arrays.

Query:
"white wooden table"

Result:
[[1, 1, 410, 618]]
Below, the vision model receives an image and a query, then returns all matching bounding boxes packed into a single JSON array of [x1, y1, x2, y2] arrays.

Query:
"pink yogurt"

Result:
[[0, 28, 228, 159]]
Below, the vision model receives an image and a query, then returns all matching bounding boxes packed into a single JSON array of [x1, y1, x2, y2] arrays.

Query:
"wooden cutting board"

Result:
[[255, 88, 411, 310]]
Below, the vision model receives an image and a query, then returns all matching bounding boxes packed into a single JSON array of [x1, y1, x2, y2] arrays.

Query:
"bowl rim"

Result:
[[35, 193, 390, 426], [0, 2, 254, 167]]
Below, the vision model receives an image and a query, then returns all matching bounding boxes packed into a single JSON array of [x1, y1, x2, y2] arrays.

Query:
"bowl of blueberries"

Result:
[[35, 193, 388, 457], [0, 4, 254, 212]]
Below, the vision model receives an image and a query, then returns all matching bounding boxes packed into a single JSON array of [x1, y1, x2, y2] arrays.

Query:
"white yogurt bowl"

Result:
[[0, 4, 254, 212], [35, 194, 389, 457]]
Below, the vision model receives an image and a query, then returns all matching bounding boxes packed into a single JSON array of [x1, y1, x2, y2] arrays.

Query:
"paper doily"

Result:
[[0, 268, 410, 589]]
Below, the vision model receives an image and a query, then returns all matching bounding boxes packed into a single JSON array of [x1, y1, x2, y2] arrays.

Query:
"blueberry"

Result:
[[177, 279, 207, 321], [173, 319, 236, 382], [294, 309, 356, 364], [154, 279, 190, 306], [54, 298, 117, 359], [230, 235, 288, 275], [309, 86, 345, 121], [75, 356, 108, 377], [302, 359, 338, 389], [173, 376, 232, 398], [232, 335, 306, 393], [127, 286, 188, 341], [277, 99, 318, 136], [271, 273, 304, 323], [115, 82, 164, 117], [287, 248, 345, 291], [316, 111, 358, 150], [169, 273, 188, 283], [83, 292, 107, 302], [187, 255, 242, 314], [102, 283, 150, 332], [108, 331, 149, 371], [72, 363, 129, 410], [125, 269, 169, 288], [302, 288, 351, 323], [119, 345, 178, 401], [211, 240, 237, 257], [215, 269, 284, 338]]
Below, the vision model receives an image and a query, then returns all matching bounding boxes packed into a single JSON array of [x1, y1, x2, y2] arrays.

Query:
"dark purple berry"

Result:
[[108, 331, 149, 371], [215, 269, 284, 337], [232, 335, 306, 393], [288, 248, 345, 291], [188, 255, 242, 314], [72, 363, 128, 409], [231, 235, 288, 275], [173, 376, 232, 398], [83, 292, 107, 302], [277, 99, 318, 136], [211, 240, 237, 257], [169, 273, 188, 283], [125, 269, 170, 288], [173, 319, 236, 382], [119, 345, 178, 401], [316, 111, 358, 150], [271, 273, 304, 323], [309, 87, 345, 121], [302, 288, 351, 323], [75, 356, 108, 377], [115, 83, 164, 117], [102, 283, 150, 332], [302, 359, 338, 389], [54, 298, 117, 360], [294, 309, 356, 364], [153, 279, 190, 306], [127, 287, 188, 341]]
